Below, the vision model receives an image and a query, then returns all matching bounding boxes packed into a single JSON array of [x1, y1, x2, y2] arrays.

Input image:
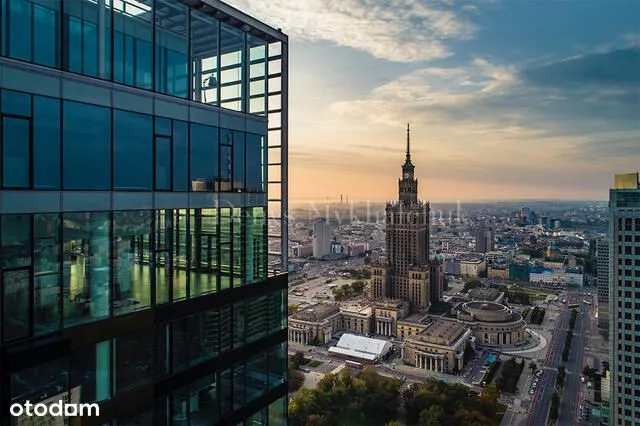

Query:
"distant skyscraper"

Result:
[[313, 218, 331, 258], [609, 172, 640, 426], [474, 227, 494, 253], [596, 238, 609, 329], [370, 124, 440, 310], [520, 206, 532, 225]]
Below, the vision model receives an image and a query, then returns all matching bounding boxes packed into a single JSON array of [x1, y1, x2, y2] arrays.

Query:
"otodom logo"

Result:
[[10, 401, 99, 419]]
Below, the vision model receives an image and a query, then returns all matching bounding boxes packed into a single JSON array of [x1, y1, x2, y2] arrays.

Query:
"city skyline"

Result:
[[228, 0, 640, 202]]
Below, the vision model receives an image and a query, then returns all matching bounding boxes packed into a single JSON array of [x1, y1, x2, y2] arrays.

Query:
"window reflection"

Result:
[[113, 0, 153, 89], [190, 124, 218, 190], [1, 215, 32, 342], [245, 133, 265, 193], [113, 211, 152, 315], [11, 358, 69, 407], [189, 311, 218, 365], [63, 101, 111, 190], [267, 343, 286, 390], [155, 0, 189, 98], [246, 296, 268, 343], [70, 340, 111, 403], [191, 9, 219, 105], [246, 353, 268, 402], [114, 110, 153, 190], [34, 214, 61, 336], [219, 22, 245, 112], [173, 317, 188, 371], [190, 209, 218, 296], [33, 96, 61, 189], [190, 374, 219, 424], [268, 397, 287, 426], [155, 210, 172, 304], [63, 212, 110, 326], [114, 330, 153, 392]]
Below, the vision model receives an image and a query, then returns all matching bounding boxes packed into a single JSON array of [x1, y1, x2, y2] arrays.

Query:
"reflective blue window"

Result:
[[2, 117, 30, 188], [245, 133, 264, 192], [63, 101, 111, 190], [114, 109, 152, 190], [155, 136, 171, 190], [63, 0, 112, 78], [190, 124, 218, 188], [155, 1, 189, 98], [233, 130, 245, 190], [33, 96, 61, 189], [155, 117, 172, 137], [2, 90, 31, 116], [1, 0, 59, 66], [6, 0, 32, 62], [173, 120, 189, 191], [191, 8, 219, 105], [113, 0, 152, 89]]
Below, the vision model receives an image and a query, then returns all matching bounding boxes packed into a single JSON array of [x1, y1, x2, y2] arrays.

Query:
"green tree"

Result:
[[463, 279, 482, 293], [290, 351, 306, 369], [289, 369, 305, 392], [529, 361, 537, 373], [419, 405, 445, 426], [288, 303, 299, 316]]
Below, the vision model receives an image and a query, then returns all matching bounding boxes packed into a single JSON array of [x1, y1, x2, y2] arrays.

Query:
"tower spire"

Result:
[[406, 122, 411, 161]]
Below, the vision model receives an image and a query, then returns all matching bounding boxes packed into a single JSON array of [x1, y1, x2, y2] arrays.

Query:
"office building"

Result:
[[609, 172, 640, 426], [596, 238, 609, 329], [312, 218, 331, 259], [371, 124, 440, 311], [474, 227, 494, 253], [0, 0, 288, 424]]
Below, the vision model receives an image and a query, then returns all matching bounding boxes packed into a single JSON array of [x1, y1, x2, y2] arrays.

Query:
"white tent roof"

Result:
[[328, 333, 391, 361]]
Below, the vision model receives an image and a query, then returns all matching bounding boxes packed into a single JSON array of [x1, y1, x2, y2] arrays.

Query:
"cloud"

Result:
[[224, 0, 476, 62], [329, 46, 640, 159]]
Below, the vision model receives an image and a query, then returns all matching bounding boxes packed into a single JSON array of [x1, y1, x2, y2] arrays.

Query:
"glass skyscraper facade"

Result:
[[0, 0, 288, 424], [609, 173, 640, 426]]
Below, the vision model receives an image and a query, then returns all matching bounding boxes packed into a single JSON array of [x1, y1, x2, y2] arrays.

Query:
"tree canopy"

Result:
[[404, 379, 501, 426], [289, 367, 401, 426]]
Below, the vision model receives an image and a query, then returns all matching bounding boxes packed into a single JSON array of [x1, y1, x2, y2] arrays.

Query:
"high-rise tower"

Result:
[[609, 172, 640, 426], [0, 1, 288, 424], [371, 124, 439, 311]]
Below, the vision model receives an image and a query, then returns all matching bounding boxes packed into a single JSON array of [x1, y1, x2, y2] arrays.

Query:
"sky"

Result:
[[227, 0, 640, 202]]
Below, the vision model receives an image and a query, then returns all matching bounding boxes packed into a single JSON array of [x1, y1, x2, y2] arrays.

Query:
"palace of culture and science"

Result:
[[370, 124, 443, 312]]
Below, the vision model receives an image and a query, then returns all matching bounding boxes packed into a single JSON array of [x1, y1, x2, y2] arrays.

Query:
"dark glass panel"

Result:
[[246, 352, 268, 403], [70, 340, 111, 402], [154, 210, 172, 305], [246, 207, 267, 283], [113, 0, 153, 89], [268, 289, 285, 335], [155, 323, 170, 376], [114, 329, 153, 392], [245, 133, 264, 192], [0, 215, 32, 269], [155, 0, 189, 98], [267, 343, 286, 390], [62, 101, 111, 190], [219, 305, 232, 353], [115, 408, 153, 426], [191, 9, 219, 105], [33, 96, 61, 189], [246, 295, 268, 343], [2, 117, 30, 188], [189, 311, 217, 365], [233, 300, 245, 349], [34, 214, 61, 336], [268, 397, 287, 426], [232, 362, 245, 411], [62, 212, 110, 326], [219, 369, 232, 416], [10, 358, 68, 406], [190, 374, 218, 424], [155, 136, 171, 190], [155, 117, 172, 136], [171, 385, 189, 425], [172, 120, 189, 191], [2, 268, 30, 341], [113, 109, 153, 190], [232, 208, 243, 286], [112, 210, 152, 315], [173, 317, 188, 371], [189, 123, 218, 188]]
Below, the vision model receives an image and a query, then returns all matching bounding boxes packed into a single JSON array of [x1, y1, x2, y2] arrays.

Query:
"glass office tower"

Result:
[[609, 173, 640, 426], [0, 0, 288, 424]]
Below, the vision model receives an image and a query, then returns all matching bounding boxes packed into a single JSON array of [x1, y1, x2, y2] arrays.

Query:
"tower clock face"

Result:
[[404, 173, 410, 179]]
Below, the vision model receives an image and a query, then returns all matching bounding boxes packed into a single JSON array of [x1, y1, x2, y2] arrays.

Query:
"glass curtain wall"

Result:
[[0, 0, 273, 115]]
